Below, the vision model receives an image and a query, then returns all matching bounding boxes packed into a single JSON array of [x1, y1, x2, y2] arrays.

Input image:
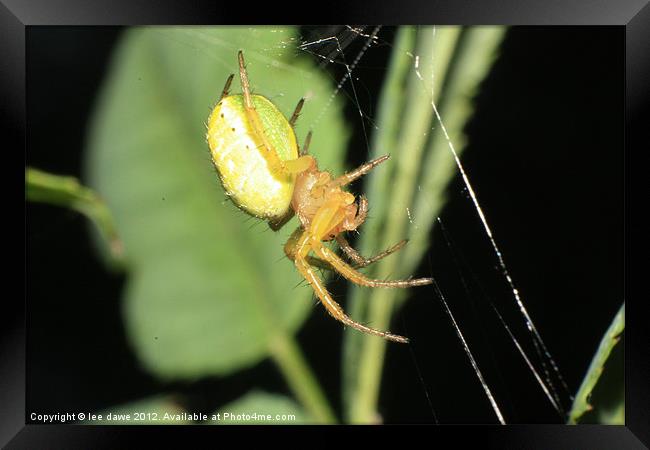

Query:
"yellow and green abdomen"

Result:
[[206, 94, 298, 220]]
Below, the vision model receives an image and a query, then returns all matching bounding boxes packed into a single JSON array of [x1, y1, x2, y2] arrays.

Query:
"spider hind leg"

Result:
[[285, 227, 409, 343], [294, 248, 409, 344], [313, 240, 432, 288], [218, 73, 234, 102], [300, 131, 313, 156], [289, 98, 305, 127]]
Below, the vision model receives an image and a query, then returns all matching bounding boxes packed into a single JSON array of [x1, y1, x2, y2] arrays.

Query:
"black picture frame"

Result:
[[8, 0, 648, 447]]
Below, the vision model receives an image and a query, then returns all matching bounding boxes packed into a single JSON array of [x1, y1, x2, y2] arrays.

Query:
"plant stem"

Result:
[[346, 26, 461, 424], [343, 25, 417, 417], [269, 333, 337, 424], [568, 302, 625, 424], [26, 167, 124, 263], [405, 27, 506, 266], [344, 26, 505, 424]]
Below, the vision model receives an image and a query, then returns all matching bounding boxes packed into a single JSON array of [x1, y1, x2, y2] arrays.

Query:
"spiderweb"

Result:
[[138, 25, 620, 423], [289, 25, 576, 424], [25, 25, 622, 426]]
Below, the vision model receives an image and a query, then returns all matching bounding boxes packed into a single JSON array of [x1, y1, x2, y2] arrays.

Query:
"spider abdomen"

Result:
[[206, 94, 299, 220]]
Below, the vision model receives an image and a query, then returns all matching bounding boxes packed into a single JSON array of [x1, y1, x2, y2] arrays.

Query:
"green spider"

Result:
[[206, 51, 432, 343]]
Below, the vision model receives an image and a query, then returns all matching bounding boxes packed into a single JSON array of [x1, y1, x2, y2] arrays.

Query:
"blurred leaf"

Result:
[[26, 167, 124, 265], [84, 27, 348, 380], [568, 303, 625, 424], [212, 390, 310, 424], [88, 395, 189, 424]]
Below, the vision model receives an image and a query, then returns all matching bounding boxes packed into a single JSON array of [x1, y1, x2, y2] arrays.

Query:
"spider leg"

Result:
[[338, 195, 405, 267], [352, 195, 369, 229], [218, 74, 235, 102], [288, 229, 409, 343], [290, 237, 406, 272], [284, 226, 305, 261], [237, 51, 314, 176], [284, 226, 335, 269], [336, 235, 408, 268], [296, 257, 408, 343], [289, 98, 305, 127], [313, 241, 432, 288], [329, 155, 390, 188], [300, 131, 313, 156], [305, 197, 426, 288], [269, 210, 295, 231]]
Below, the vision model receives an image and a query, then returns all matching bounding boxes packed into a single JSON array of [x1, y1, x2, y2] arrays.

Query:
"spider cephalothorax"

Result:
[[206, 51, 432, 343], [291, 156, 376, 240]]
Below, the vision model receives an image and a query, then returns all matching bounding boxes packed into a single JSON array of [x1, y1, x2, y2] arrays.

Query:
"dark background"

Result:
[[26, 26, 623, 424]]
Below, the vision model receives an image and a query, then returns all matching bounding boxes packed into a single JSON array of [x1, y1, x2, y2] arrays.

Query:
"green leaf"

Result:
[[568, 303, 625, 424], [212, 390, 310, 424], [84, 27, 348, 381], [87, 395, 189, 424]]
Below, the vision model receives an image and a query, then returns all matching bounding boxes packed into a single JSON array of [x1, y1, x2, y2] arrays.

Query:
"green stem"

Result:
[[268, 333, 337, 424], [343, 25, 417, 416], [346, 26, 461, 424], [344, 26, 505, 424], [568, 302, 625, 424], [405, 27, 506, 266], [26, 167, 124, 263]]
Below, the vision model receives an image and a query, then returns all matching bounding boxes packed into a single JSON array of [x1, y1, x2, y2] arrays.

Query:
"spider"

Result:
[[206, 51, 432, 343]]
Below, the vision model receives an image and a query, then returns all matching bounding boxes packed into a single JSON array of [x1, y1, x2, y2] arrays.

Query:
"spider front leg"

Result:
[[269, 135, 311, 232], [237, 51, 313, 176], [329, 154, 391, 189], [286, 228, 409, 344], [336, 235, 408, 269]]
